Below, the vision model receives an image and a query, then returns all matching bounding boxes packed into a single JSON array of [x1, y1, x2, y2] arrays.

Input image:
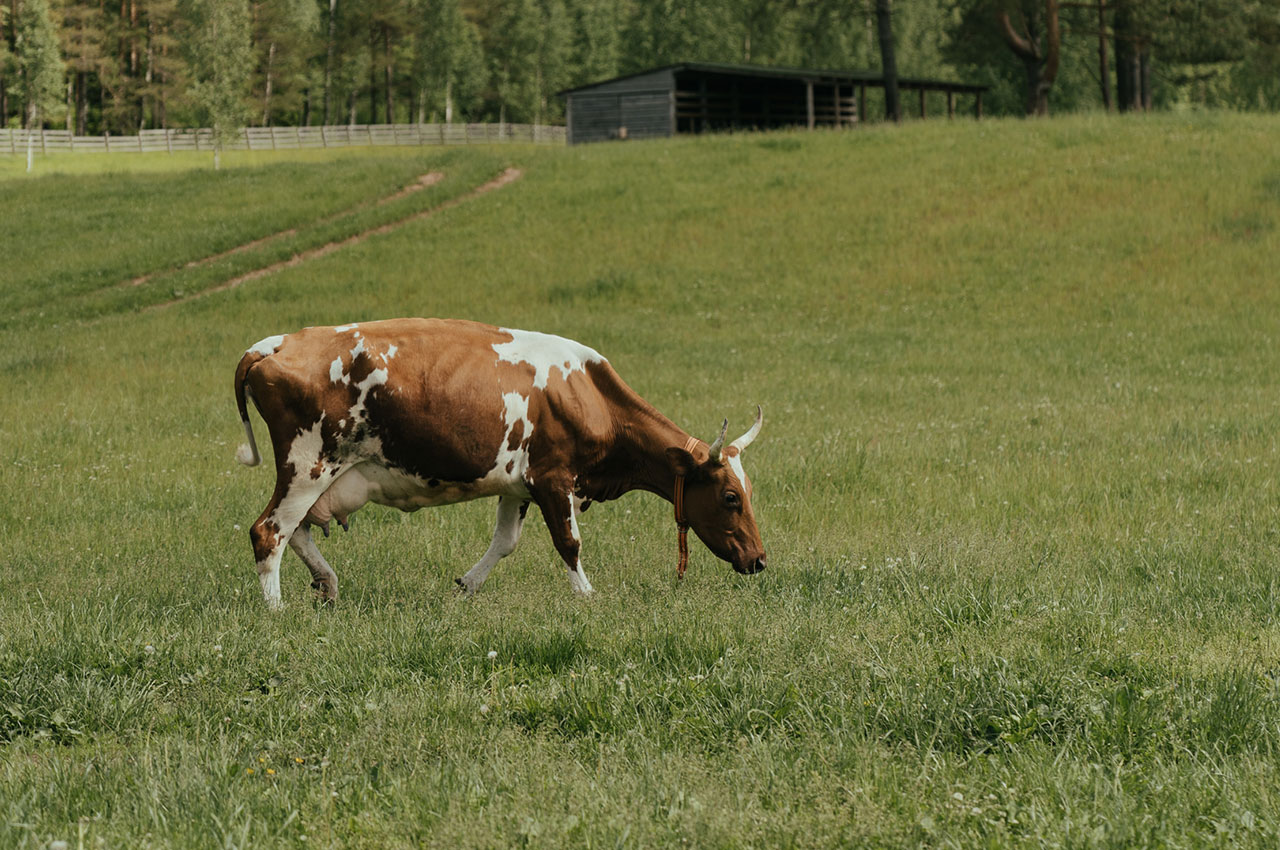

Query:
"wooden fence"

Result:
[[0, 123, 566, 155]]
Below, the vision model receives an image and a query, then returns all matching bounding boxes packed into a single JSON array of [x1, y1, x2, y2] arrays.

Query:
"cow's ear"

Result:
[[666, 447, 698, 478]]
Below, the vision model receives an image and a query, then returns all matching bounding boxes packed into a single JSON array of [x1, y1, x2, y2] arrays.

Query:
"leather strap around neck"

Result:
[[674, 436, 698, 579]]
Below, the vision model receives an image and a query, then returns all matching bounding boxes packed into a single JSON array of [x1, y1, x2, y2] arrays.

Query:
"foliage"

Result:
[[2, 0, 1280, 132], [13, 0, 64, 127], [184, 0, 253, 165]]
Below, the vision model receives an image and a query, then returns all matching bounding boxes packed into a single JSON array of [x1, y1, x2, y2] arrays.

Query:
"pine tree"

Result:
[[251, 0, 319, 126], [59, 0, 106, 133]]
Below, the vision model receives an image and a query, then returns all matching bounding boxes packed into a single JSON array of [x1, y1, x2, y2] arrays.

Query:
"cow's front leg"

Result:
[[533, 487, 594, 596], [456, 496, 529, 596], [289, 524, 339, 604]]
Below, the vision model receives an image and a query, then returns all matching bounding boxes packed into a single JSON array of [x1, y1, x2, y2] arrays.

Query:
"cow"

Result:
[[233, 318, 766, 607]]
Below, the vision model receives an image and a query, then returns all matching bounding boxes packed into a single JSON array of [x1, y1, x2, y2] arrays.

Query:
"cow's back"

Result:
[[245, 319, 618, 488]]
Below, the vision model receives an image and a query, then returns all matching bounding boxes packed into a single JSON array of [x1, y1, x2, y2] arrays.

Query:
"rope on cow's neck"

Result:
[[673, 435, 698, 580]]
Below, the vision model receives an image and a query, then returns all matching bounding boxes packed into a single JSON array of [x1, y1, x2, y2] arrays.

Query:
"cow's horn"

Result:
[[707, 419, 729, 462], [729, 405, 763, 453]]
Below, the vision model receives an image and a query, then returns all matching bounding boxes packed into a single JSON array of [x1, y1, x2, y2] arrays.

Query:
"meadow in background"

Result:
[[2, 112, 1280, 847]]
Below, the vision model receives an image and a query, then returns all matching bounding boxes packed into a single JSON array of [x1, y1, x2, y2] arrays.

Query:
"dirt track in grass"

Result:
[[126, 172, 446, 289], [151, 167, 522, 311]]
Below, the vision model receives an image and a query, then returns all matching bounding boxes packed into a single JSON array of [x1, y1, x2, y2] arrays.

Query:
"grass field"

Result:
[[3, 112, 1280, 848]]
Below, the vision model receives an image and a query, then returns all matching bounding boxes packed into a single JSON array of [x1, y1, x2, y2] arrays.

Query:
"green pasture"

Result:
[[2, 113, 1280, 848]]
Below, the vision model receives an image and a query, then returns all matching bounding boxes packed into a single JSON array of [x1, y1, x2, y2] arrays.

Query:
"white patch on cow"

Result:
[[727, 453, 751, 497], [491, 328, 603, 390], [247, 334, 284, 356], [385, 344, 398, 360], [329, 357, 349, 384], [473, 391, 535, 495], [286, 416, 328, 484], [335, 324, 358, 333], [565, 494, 594, 595], [347, 366, 388, 420], [350, 336, 366, 360], [568, 494, 582, 544]]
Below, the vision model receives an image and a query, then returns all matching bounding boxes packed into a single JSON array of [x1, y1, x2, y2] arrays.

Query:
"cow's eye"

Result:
[[724, 491, 741, 508]]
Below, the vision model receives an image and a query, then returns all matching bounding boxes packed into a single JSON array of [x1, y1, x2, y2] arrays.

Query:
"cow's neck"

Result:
[[582, 402, 700, 506]]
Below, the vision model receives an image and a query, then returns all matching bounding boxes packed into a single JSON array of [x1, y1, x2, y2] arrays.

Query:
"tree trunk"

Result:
[[262, 41, 276, 126], [1139, 48, 1151, 109], [322, 0, 337, 124], [369, 42, 378, 123], [1023, 55, 1047, 115], [875, 0, 899, 122], [77, 71, 89, 135], [1098, 0, 1111, 111], [383, 25, 393, 123], [1113, 2, 1138, 111], [445, 78, 453, 124], [998, 0, 1060, 117]]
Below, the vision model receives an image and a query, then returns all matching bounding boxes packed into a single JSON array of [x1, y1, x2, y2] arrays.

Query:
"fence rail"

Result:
[[0, 122, 566, 156]]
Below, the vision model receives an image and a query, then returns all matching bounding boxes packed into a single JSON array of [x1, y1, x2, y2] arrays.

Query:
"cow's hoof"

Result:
[[310, 580, 338, 606], [455, 577, 477, 598]]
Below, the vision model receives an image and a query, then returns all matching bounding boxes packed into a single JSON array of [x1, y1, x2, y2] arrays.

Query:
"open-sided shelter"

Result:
[[559, 62, 989, 145]]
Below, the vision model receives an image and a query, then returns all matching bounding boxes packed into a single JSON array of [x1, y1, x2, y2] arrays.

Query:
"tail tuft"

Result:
[[236, 443, 260, 467]]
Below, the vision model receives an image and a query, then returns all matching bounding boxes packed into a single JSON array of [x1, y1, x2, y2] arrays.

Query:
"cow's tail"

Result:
[[234, 351, 265, 467]]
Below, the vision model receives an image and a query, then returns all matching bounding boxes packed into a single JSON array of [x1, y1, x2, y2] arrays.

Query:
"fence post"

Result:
[[320, 126, 327, 148], [104, 131, 110, 152], [137, 132, 143, 152], [166, 129, 173, 154]]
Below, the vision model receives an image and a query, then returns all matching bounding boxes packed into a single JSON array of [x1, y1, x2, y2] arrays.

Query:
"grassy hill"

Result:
[[2, 113, 1280, 848]]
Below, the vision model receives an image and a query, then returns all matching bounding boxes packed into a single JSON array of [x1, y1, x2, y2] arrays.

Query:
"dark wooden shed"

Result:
[[559, 62, 989, 145]]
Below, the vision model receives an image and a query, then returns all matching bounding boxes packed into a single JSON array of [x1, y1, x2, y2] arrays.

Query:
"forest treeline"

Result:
[[2, 0, 1278, 135]]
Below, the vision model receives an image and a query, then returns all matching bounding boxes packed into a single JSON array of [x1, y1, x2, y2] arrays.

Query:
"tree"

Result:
[[59, 0, 105, 133], [569, 0, 622, 83], [251, 0, 318, 126], [409, 0, 483, 122], [184, 0, 251, 167], [0, 5, 11, 127], [876, 0, 901, 120], [14, 0, 64, 129], [997, 0, 1061, 114]]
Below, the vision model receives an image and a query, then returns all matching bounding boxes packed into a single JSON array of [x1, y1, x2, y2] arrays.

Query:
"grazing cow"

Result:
[[233, 318, 766, 607]]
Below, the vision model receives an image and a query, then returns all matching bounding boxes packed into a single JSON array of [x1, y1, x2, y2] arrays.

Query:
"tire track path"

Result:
[[151, 167, 522, 311], [126, 171, 445, 288]]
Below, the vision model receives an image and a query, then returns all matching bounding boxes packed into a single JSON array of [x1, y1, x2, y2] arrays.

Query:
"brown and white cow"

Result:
[[234, 318, 766, 607]]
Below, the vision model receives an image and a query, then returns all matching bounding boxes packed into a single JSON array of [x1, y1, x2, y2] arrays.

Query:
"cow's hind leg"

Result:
[[250, 464, 347, 609], [290, 525, 339, 604], [456, 496, 529, 597]]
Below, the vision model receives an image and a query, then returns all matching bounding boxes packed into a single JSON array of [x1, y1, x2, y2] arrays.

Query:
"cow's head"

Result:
[[667, 408, 767, 575]]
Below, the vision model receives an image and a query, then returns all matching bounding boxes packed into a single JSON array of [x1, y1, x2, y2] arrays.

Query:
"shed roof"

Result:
[[558, 62, 989, 96]]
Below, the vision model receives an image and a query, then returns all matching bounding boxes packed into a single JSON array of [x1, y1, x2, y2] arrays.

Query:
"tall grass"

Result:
[[2, 114, 1280, 848]]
